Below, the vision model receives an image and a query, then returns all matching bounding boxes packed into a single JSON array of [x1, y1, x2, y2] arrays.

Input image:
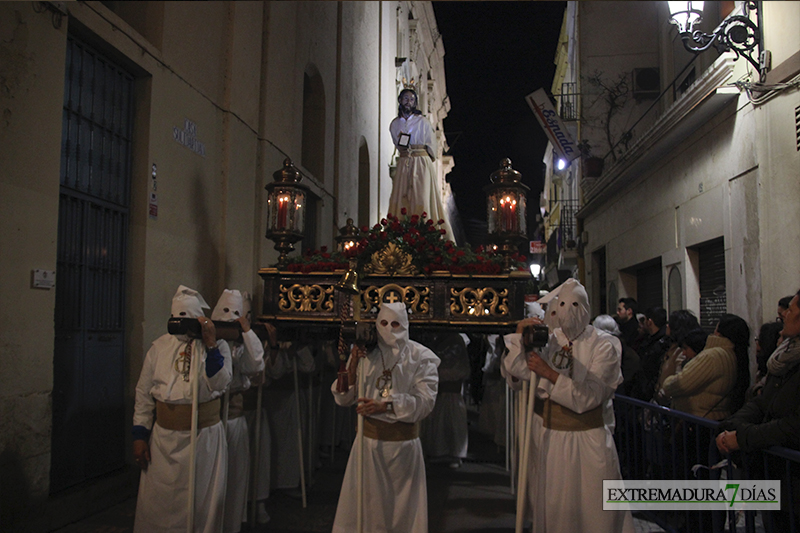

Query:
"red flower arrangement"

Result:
[[281, 210, 527, 275]]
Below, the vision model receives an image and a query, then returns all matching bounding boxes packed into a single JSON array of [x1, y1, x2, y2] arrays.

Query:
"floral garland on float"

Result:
[[281, 208, 527, 275]]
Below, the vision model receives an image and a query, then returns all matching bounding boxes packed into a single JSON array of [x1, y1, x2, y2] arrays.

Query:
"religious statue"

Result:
[[388, 88, 454, 240]]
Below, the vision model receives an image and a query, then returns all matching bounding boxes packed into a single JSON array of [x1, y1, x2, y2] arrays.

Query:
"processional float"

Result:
[[172, 158, 551, 533]]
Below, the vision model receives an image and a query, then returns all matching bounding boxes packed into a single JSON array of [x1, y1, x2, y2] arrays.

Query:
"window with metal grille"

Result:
[[795, 104, 799, 151], [51, 35, 133, 492], [697, 238, 726, 333]]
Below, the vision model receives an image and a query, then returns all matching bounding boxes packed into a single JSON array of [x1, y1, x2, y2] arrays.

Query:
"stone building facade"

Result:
[[542, 1, 799, 338], [0, 1, 451, 529]]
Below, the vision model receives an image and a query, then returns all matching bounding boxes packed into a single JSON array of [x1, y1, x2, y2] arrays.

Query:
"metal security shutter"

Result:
[[698, 238, 726, 333], [51, 36, 133, 492], [636, 260, 663, 313]]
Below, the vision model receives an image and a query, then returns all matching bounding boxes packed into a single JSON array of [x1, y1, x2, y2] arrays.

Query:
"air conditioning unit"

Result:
[[632, 67, 660, 100]]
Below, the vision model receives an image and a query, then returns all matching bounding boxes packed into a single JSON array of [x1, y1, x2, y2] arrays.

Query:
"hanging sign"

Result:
[[526, 88, 579, 162]]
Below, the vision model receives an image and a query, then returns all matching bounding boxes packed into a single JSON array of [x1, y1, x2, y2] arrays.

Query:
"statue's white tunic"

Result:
[[133, 335, 232, 533], [504, 327, 634, 533], [223, 330, 264, 533], [388, 114, 454, 239], [330, 340, 440, 533]]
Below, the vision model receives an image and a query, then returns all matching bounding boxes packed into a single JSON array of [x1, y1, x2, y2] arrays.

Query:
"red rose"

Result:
[[401, 207, 407, 215], [438, 219, 445, 225], [361, 226, 369, 233], [373, 224, 381, 230], [320, 246, 327, 252], [410, 215, 419, 224], [381, 218, 387, 226], [440, 229, 446, 235], [321, 252, 330, 259], [380, 232, 388, 240], [421, 212, 428, 218]]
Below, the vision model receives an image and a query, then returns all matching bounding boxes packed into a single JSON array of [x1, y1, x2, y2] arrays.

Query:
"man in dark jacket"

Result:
[[629, 307, 669, 401], [616, 298, 640, 348]]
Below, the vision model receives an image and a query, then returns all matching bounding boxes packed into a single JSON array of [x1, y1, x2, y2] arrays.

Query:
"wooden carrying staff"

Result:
[[167, 317, 275, 344], [514, 324, 549, 533]]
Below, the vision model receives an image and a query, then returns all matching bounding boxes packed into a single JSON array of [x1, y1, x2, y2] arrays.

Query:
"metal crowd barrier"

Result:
[[613, 394, 800, 533]]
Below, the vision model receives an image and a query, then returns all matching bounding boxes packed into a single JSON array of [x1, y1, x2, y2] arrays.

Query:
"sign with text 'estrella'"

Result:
[[526, 88, 578, 162]]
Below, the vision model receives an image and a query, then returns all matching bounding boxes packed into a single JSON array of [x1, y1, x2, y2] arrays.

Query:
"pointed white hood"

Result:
[[212, 289, 244, 322], [170, 285, 209, 319], [551, 278, 590, 342], [376, 302, 409, 358]]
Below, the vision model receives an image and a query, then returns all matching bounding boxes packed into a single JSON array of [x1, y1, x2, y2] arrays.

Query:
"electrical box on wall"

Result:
[[32, 269, 56, 289]]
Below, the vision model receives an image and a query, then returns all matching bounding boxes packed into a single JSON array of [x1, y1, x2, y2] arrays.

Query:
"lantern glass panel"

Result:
[[486, 191, 500, 234], [293, 190, 306, 233]]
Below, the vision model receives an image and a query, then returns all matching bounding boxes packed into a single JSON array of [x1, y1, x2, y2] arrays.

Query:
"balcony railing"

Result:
[[559, 81, 579, 121]]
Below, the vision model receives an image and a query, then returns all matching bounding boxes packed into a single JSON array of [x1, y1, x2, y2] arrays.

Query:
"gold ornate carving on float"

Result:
[[450, 287, 510, 317], [278, 283, 335, 312], [361, 283, 430, 315], [363, 242, 419, 276]]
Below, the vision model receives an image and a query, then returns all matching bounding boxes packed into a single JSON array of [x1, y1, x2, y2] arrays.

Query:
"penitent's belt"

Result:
[[533, 398, 603, 431], [363, 418, 419, 441], [227, 392, 244, 420], [155, 399, 221, 431]]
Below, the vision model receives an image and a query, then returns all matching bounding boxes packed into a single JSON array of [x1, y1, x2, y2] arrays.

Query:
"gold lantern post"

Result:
[[265, 158, 308, 267], [484, 158, 530, 272]]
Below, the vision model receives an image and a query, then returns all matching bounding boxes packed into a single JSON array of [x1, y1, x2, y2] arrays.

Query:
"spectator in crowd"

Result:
[[593, 314, 640, 396], [655, 310, 700, 399], [778, 295, 793, 323], [616, 298, 639, 348], [629, 307, 670, 401], [747, 321, 782, 400], [680, 328, 709, 360], [132, 286, 232, 533], [717, 290, 800, 530], [661, 314, 750, 420]]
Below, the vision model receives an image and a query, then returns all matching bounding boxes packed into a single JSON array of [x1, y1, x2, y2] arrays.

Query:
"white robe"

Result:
[[133, 334, 233, 533], [503, 326, 634, 533], [330, 340, 440, 533], [420, 332, 469, 459], [263, 344, 315, 489], [223, 330, 264, 533], [388, 114, 454, 239]]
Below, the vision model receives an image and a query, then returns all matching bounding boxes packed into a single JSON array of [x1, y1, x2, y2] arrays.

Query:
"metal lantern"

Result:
[[667, 1, 763, 80], [484, 158, 529, 271], [336, 218, 360, 254], [265, 158, 308, 266]]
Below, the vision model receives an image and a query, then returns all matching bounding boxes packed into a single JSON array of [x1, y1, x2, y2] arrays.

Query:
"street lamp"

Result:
[[265, 158, 308, 267], [485, 158, 529, 272], [667, 1, 764, 80]]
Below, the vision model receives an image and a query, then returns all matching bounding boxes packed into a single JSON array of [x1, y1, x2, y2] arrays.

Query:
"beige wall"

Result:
[[0, 1, 67, 502], [0, 1, 442, 528], [580, 1, 800, 334]]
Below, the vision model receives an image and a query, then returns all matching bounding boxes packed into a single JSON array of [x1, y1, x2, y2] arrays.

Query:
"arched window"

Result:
[[358, 137, 371, 229], [302, 65, 325, 180], [668, 266, 683, 313]]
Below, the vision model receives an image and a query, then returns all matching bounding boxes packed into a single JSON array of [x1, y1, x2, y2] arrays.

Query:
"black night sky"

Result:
[[432, 1, 566, 246]]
